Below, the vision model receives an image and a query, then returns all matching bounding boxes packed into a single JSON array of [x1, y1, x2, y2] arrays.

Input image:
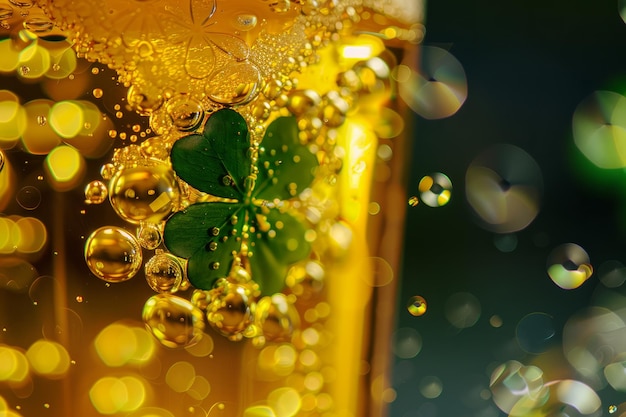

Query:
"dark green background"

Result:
[[394, 1, 626, 416]]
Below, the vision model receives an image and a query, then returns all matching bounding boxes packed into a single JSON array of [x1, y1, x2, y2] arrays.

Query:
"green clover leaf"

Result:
[[163, 109, 318, 295]]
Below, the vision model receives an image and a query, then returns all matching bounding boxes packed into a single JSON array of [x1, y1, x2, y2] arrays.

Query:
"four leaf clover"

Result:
[[163, 109, 318, 295]]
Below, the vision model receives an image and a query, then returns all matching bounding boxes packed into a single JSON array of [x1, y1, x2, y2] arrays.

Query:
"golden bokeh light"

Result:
[[25, 339, 70, 378], [44, 145, 86, 191]]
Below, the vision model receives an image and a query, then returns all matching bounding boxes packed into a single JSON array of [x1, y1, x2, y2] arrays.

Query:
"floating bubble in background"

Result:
[[489, 360, 547, 415], [392, 327, 422, 359], [418, 172, 452, 207], [493, 233, 517, 253], [465, 144, 543, 233], [444, 292, 481, 329], [84, 180, 108, 205], [598, 260, 626, 288], [406, 295, 427, 316], [396, 46, 468, 120], [418, 376, 443, 399], [546, 243, 593, 290], [515, 312, 556, 354], [15, 186, 41, 210], [572, 91, 626, 169], [562, 307, 626, 387]]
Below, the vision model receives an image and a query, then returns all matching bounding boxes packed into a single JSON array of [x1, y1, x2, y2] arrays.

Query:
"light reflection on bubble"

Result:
[[391, 327, 422, 359], [465, 144, 543, 233], [397, 46, 468, 120], [604, 362, 626, 391], [407, 295, 427, 316], [515, 312, 555, 354], [444, 292, 481, 329], [598, 260, 626, 288], [418, 172, 452, 207], [563, 307, 626, 386], [489, 360, 547, 415], [547, 243, 593, 290], [142, 293, 205, 348], [572, 91, 626, 169]]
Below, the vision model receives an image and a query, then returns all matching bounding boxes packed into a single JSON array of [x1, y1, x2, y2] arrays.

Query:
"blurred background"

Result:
[[392, 1, 626, 416]]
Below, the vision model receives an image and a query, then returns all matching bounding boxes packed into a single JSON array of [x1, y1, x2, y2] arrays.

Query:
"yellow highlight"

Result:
[[22, 99, 61, 155], [44, 145, 85, 191], [0, 346, 29, 383], [0, 101, 27, 148], [244, 406, 276, 417], [95, 323, 140, 367], [18, 44, 51, 79], [165, 361, 195, 393], [267, 387, 301, 417], [14, 217, 47, 255], [0, 40, 20, 73], [89, 376, 147, 414], [338, 35, 385, 66], [49, 101, 83, 138], [0, 217, 16, 254], [25, 339, 70, 378]]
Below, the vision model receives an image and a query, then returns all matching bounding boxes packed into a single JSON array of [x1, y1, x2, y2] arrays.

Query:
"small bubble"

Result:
[[407, 295, 427, 316], [209, 227, 220, 236], [92, 88, 103, 98], [91, 67, 100, 75], [75, 295, 83, 303], [546, 243, 593, 290], [43, 403, 50, 409], [209, 262, 220, 270], [609, 405, 618, 414], [16, 186, 42, 210], [408, 196, 419, 207], [84, 180, 108, 205], [418, 173, 452, 207], [145, 253, 184, 293], [36, 115, 47, 126]]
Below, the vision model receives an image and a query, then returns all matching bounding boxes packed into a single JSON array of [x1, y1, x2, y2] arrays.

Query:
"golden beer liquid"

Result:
[[0, 0, 421, 415]]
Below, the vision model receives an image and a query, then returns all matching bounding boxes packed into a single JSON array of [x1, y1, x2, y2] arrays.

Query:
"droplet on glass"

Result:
[[143, 294, 205, 348], [546, 243, 593, 289], [144, 252, 184, 293], [84, 226, 143, 282], [407, 295, 427, 316], [109, 164, 180, 224], [206, 61, 261, 106], [418, 172, 452, 207], [16, 186, 41, 210], [466, 144, 543, 233], [166, 94, 204, 132], [84, 180, 108, 205], [515, 312, 555, 354]]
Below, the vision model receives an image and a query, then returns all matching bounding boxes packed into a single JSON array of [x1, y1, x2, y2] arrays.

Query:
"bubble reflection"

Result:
[[465, 144, 543, 233], [397, 46, 468, 120], [547, 243, 593, 290], [515, 312, 555, 354], [444, 292, 481, 329]]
